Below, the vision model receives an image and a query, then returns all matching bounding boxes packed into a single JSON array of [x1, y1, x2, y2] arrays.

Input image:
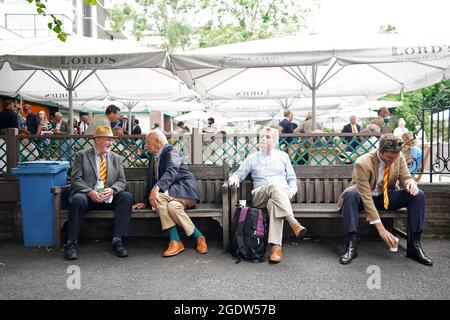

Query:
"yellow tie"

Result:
[[100, 154, 107, 187], [153, 156, 158, 181], [352, 124, 357, 133], [383, 165, 389, 209]]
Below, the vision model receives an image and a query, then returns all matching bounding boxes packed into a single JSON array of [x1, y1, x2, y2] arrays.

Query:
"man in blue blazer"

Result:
[[133, 130, 208, 257]]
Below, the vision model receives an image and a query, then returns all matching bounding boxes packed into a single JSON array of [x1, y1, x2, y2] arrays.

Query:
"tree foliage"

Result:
[[27, 0, 97, 42], [382, 79, 450, 138], [110, 0, 319, 51]]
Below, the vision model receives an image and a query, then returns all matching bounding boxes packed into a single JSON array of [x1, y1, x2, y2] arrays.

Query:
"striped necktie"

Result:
[[153, 156, 158, 182], [383, 165, 389, 209], [100, 154, 107, 187]]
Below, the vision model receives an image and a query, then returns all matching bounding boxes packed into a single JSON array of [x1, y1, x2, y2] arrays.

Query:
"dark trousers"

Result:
[[341, 187, 425, 234], [68, 191, 132, 242]]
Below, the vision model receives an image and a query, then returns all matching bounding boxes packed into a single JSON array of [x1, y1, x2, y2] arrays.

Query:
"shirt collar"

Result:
[[377, 150, 385, 167], [156, 144, 167, 158], [94, 146, 109, 158]]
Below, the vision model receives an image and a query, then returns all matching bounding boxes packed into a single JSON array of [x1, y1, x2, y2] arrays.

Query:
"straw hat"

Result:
[[94, 126, 114, 138]]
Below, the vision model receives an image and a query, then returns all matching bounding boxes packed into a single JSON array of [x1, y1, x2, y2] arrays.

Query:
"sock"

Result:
[[168, 226, 181, 242], [112, 237, 122, 244], [285, 215, 299, 229], [191, 228, 203, 240]]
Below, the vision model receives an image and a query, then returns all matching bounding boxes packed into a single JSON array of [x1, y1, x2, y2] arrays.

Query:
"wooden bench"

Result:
[[52, 165, 230, 248], [230, 165, 407, 237]]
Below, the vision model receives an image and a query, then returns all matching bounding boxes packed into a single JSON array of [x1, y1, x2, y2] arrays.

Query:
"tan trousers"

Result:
[[251, 184, 294, 246], [156, 192, 197, 236]]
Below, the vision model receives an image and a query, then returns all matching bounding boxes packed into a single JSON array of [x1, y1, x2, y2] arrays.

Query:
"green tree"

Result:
[[198, 0, 319, 47], [111, 0, 319, 51], [382, 79, 450, 140], [27, 0, 97, 41], [110, 0, 197, 52]]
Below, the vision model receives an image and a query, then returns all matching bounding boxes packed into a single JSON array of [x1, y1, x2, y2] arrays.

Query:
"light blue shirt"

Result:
[[231, 149, 297, 195]]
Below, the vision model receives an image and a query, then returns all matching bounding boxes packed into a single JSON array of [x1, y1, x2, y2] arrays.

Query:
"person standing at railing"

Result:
[[131, 119, 142, 135], [132, 129, 208, 257], [393, 118, 409, 138], [23, 104, 41, 136], [279, 110, 299, 161], [0, 100, 18, 134], [51, 112, 69, 134], [370, 106, 391, 133], [337, 134, 432, 266], [294, 111, 323, 165], [79, 115, 89, 135], [342, 115, 361, 151], [51, 112, 70, 160], [228, 126, 307, 264], [85, 104, 121, 135], [38, 111, 53, 135], [401, 131, 422, 176]]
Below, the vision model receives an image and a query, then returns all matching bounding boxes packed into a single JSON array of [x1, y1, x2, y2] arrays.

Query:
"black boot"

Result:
[[340, 233, 358, 265], [64, 242, 78, 261], [406, 232, 433, 266]]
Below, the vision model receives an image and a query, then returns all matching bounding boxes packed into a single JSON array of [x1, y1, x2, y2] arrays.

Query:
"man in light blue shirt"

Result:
[[229, 127, 307, 263]]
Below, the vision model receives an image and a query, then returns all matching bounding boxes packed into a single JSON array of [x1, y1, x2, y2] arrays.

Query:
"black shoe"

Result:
[[407, 241, 433, 266], [339, 238, 358, 265], [112, 241, 128, 258], [64, 243, 78, 261]]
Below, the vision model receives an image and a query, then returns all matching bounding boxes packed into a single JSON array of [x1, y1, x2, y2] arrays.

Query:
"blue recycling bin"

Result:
[[12, 161, 70, 247]]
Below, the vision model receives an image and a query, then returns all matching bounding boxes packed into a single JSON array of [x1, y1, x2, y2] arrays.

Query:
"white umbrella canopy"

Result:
[[170, 33, 450, 130], [0, 35, 167, 126], [174, 110, 227, 128]]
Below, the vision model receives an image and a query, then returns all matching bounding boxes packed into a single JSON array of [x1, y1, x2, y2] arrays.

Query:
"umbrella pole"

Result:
[[68, 68, 73, 130], [128, 106, 132, 134], [312, 65, 317, 131]]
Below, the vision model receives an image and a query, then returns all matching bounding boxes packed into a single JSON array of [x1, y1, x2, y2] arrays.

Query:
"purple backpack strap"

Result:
[[238, 207, 249, 223], [256, 209, 265, 237]]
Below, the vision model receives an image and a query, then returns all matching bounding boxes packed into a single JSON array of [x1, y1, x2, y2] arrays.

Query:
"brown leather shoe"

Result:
[[163, 240, 184, 257], [269, 245, 282, 263], [196, 236, 208, 254], [292, 223, 307, 238]]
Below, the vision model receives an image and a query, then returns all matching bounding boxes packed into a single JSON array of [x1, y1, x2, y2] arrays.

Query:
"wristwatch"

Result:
[[154, 185, 160, 192]]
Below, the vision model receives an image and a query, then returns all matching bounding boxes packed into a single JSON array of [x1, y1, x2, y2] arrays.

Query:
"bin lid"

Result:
[[11, 161, 70, 174]]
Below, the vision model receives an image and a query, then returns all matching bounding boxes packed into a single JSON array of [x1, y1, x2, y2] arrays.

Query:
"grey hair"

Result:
[[148, 129, 168, 145], [260, 126, 279, 145], [55, 112, 62, 117]]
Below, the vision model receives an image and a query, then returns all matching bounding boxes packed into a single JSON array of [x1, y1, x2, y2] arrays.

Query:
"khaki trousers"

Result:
[[156, 192, 197, 236], [251, 184, 294, 246]]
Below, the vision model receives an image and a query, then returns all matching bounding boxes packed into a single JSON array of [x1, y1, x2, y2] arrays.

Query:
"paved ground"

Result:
[[0, 237, 449, 300]]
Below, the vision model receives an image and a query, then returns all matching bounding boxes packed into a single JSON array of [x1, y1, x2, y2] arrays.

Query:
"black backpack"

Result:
[[229, 206, 269, 263]]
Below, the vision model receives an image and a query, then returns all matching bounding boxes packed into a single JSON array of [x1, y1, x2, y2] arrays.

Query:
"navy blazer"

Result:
[[143, 145, 200, 206], [342, 123, 361, 144]]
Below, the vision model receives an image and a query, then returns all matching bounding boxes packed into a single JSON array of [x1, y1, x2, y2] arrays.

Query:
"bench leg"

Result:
[[53, 193, 61, 249]]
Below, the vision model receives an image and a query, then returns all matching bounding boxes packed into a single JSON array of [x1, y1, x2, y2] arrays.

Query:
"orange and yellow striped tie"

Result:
[[383, 165, 389, 209], [153, 156, 158, 181], [100, 154, 107, 187]]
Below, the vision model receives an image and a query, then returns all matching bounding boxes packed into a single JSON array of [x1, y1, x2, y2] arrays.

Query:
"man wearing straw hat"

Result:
[[64, 126, 132, 260]]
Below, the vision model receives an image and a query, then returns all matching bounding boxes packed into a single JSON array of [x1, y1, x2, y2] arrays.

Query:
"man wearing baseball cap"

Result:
[[337, 134, 432, 266], [64, 126, 132, 260]]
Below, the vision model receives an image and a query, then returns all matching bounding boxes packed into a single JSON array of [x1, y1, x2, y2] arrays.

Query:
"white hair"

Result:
[[148, 129, 168, 145], [55, 112, 62, 117]]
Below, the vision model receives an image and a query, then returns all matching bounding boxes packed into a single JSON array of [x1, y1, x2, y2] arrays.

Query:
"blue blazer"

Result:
[[143, 145, 200, 206]]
